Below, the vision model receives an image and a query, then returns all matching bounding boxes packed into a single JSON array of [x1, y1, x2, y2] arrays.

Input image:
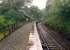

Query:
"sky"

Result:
[[31, 0, 48, 9]]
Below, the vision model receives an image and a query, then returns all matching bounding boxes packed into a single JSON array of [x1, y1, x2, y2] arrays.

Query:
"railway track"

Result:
[[37, 23, 67, 50]]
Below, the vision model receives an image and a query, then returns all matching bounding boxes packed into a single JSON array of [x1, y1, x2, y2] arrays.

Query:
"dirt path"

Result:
[[0, 23, 33, 50]]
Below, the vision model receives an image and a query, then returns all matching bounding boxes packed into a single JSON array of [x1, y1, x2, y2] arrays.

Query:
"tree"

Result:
[[59, 0, 70, 19], [1, 0, 32, 9], [45, 0, 70, 41], [0, 0, 32, 22], [29, 6, 43, 22]]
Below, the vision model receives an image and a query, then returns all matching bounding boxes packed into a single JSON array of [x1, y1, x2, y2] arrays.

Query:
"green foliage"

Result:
[[0, 15, 7, 25], [45, 0, 70, 40], [29, 6, 43, 22], [59, 0, 70, 19], [0, 32, 5, 40], [0, 0, 32, 40]]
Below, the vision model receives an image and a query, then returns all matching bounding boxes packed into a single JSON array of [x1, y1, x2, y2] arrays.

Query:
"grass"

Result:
[[0, 32, 5, 40], [0, 30, 9, 40]]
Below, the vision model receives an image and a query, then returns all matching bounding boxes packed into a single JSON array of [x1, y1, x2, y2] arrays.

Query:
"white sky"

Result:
[[0, 0, 3, 3], [31, 0, 48, 9]]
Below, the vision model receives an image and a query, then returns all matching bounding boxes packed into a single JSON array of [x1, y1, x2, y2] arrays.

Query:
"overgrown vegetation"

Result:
[[0, 0, 32, 40], [44, 0, 70, 41], [29, 6, 43, 22]]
